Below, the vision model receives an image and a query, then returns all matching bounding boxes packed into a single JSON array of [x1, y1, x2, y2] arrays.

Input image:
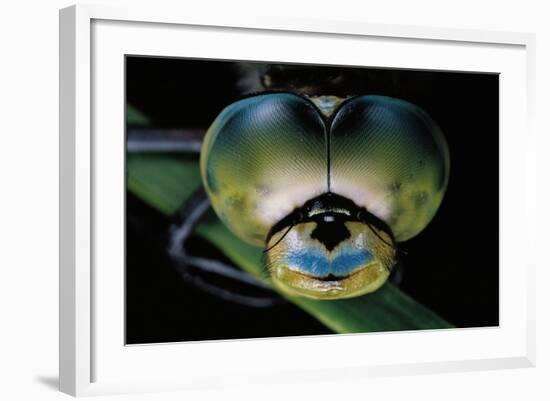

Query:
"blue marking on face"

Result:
[[285, 246, 374, 277], [286, 251, 329, 276], [330, 249, 374, 276]]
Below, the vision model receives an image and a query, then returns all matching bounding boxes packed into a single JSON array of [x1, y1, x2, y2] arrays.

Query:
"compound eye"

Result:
[[201, 93, 327, 245], [330, 95, 450, 241]]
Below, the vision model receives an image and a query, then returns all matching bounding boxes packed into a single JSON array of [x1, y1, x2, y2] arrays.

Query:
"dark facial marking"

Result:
[[310, 218, 351, 251]]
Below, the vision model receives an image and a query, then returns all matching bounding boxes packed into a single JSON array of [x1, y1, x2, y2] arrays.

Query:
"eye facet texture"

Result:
[[201, 93, 327, 245], [201, 93, 449, 245], [330, 96, 450, 241]]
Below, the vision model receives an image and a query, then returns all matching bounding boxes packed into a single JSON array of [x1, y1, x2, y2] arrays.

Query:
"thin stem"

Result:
[[127, 128, 203, 154], [168, 189, 283, 304]]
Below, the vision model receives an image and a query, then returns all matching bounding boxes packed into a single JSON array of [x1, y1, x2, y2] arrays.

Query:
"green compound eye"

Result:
[[200, 93, 449, 300], [201, 93, 327, 245], [330, 96, 450, 242]]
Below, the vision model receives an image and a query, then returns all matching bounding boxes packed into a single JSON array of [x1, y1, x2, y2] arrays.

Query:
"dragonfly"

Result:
[[128, 63, 450, 304]]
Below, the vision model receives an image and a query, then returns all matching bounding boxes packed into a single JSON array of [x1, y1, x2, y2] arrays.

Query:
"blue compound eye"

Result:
[[200, 93, 449, 299]]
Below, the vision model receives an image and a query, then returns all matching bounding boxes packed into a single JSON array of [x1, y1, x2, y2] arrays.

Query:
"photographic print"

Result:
[[125, 57, 499, 344]]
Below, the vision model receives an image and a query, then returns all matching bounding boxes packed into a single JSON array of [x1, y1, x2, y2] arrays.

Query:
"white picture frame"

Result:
[[59, 3, 536, 397]]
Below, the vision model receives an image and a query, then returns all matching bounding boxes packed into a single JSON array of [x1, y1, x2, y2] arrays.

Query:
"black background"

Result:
[[126, 57, 499, 344]]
